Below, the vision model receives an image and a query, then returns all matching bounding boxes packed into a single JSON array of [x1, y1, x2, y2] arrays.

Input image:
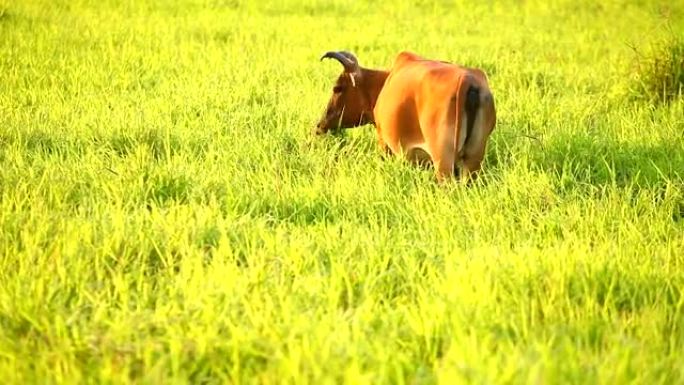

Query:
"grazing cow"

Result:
[[316, 50, 496, 182]]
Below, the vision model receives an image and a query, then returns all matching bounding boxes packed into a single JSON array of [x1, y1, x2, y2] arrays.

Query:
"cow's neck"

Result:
[[360, 68, 390, 124]]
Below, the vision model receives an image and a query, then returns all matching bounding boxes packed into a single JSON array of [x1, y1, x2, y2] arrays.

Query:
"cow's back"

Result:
[[374, 52, 465, 158]]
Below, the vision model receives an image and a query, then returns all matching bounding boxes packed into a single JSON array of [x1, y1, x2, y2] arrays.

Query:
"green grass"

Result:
[[630, 31, 684, 104], [1, 0, 684, 384]]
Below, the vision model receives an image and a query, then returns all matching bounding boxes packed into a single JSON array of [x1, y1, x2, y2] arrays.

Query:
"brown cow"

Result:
[[316, 50, 496, 182]]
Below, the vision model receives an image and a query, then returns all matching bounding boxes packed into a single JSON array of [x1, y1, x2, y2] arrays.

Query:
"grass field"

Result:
[[1, 0, 684, 383]]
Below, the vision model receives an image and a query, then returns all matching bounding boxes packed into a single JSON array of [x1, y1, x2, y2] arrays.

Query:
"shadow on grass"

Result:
[[234, 195, 342, 227], [108, 129, 209, 160], [0, 7, 11, 23], [531, 133, 684, 188], [312, 122, 684, 200], [483, 130, 684, 223], [485, 127, 684, 190]]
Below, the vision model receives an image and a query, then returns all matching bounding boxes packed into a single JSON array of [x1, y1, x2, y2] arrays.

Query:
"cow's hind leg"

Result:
[[375, 122, 396, 159], [431, 141, 456, 183], [434, 156, 455, 183]]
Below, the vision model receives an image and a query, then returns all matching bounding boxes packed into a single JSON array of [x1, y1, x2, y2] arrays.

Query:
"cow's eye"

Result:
[[333, 85, 345, 93]]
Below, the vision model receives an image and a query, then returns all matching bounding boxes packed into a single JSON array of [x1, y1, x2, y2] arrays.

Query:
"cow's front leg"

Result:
[[378, 138, 392, 157], [375, 124, 392, 158]]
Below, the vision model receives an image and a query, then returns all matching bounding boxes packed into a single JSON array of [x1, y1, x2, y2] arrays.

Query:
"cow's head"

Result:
[[315, 51, 373, 135]]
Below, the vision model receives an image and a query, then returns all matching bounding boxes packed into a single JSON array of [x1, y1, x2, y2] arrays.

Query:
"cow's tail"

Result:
[[464, 84, 480, 151], [452, 75, 480, 164]]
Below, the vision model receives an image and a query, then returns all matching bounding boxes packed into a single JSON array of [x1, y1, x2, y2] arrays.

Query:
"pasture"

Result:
[[1, 0, 684, 383]]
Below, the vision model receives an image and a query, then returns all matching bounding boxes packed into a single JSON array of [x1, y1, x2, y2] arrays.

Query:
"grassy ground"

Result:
[[1, 0, 684, 383]]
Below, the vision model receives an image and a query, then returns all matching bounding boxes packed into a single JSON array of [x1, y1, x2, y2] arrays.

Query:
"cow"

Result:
[[315, 50, 496, 183]]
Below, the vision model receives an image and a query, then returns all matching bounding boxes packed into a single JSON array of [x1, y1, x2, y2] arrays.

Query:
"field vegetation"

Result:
[[1, 0, 684, 383]]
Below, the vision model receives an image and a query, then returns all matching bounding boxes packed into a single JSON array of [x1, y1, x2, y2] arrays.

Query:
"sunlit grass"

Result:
[[1, 0, 683, 384]]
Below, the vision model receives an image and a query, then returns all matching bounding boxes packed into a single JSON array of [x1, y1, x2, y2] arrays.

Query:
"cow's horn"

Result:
[[320, 51, 360, 74]]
